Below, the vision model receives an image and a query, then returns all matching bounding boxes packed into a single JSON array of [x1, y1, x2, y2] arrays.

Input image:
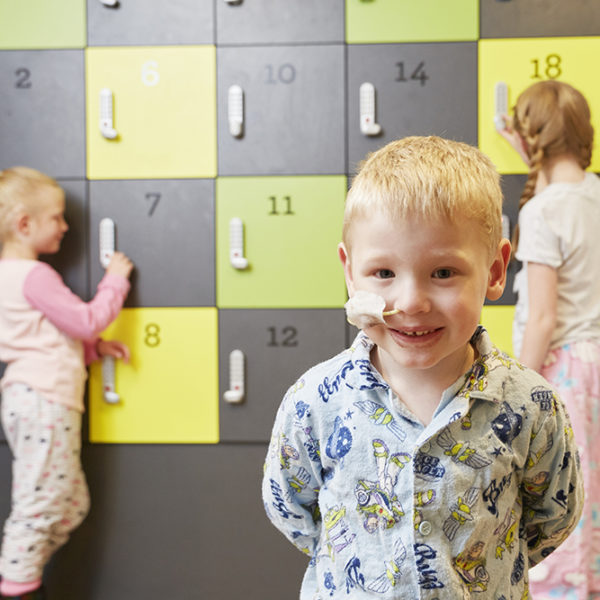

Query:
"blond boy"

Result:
[[262, 137, 582, 599]]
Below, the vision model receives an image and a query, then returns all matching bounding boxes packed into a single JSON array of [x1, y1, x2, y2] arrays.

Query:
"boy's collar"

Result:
[[349, 326, 516, 404]]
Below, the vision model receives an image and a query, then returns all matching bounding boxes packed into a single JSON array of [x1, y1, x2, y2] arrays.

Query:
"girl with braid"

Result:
[[499, 80, 600, 599]]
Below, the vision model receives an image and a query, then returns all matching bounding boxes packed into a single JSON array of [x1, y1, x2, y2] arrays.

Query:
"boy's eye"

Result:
[[375, 269, 395, 279], [433, 268, 453, 279]]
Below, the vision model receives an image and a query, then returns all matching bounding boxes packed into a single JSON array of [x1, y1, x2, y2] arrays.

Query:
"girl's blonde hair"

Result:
[[344, 136, 503, 260], [0, 167, 61, 242], [513, 80, 594, 211]]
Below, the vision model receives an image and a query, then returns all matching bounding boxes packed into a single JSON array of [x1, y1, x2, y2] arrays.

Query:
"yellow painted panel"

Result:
[[346, 0, 478, 43], [89, 307, 219, 443], [86, 46, 216, 179], [480, 304, 516, 357], [216, 176, 347, 308], [0, 0, 86, 49], [479, 37, 600, 174]]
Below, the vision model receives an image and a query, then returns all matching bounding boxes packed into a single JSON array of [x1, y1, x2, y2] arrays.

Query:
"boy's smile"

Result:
[[339, 210, 509, 389]]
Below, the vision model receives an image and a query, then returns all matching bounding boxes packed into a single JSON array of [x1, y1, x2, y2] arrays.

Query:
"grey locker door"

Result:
[[87, 0, 214, 46], [32, 444, 307, 599], [0, 366, 5, 442], [217, 45, 345, 176], [0, 50, 85, 178], [43, 179, 89, 301], [88, 179, 215, 308], [486, 174, 528, 307], [481, 0, 600, 38], [216, 0, 344, 45], [219, 309, 347, 442], [347, 43, 477, 175]]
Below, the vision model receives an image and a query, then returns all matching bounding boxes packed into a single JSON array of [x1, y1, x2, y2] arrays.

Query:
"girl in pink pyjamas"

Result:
[[0, 167, 133, 600]]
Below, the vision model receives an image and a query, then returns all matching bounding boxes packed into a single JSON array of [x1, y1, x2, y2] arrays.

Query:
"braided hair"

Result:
[[511, 80, 593, 251]]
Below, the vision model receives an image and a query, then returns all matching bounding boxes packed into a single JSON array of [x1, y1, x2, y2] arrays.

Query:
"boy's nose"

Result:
[[389, 281, 431, 315]]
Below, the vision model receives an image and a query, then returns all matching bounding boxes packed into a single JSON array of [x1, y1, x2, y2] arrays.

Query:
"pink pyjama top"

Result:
[[0, 259, 130, 412]]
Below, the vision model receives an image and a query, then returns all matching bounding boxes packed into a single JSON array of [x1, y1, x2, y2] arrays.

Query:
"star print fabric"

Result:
[[529, 340, 600, 599], [0, 383, 90, 582], [262, 327, 583, 599]]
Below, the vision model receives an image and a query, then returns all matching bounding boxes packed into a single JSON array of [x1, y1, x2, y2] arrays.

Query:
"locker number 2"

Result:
[[15, 68, 32, 89], [141, 61, 160, 87]]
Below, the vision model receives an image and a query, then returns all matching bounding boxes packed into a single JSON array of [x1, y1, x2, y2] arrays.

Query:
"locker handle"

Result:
[[224, 349, 245, 404], [502, 214, 510, 240], [100, 88, 119, 140], [99, 217, 116, 268], [228, 85, 244, 138], [494, 81, 509, 131], [359, 82, 382, 137], [99, 0, 119, 6], [229, 217, 249, 270], [102, 356, 121, 403]]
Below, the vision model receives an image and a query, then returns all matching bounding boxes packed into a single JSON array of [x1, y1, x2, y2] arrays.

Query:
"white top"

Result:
[[513, 172, 600, 357]]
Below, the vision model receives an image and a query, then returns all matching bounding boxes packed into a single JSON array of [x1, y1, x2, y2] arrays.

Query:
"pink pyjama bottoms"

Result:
[[530, 340, 600, 599], [0, 383, 90, 583]]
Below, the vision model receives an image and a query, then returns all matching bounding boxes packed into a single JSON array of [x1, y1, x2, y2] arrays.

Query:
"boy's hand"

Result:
[[496, 115, 531, 167], [106, 251, 134, 279], [97, 339, 130, 363]]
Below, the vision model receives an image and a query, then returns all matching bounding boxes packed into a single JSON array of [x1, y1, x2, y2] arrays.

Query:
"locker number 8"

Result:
[[144, 323, 161, 347], [141, 61, 160, 87]]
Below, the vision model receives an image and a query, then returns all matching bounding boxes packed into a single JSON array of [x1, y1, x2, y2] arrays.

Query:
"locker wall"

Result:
[[0, 1, 599, 598]]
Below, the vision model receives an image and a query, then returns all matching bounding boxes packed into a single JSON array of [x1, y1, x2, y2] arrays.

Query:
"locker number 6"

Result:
[[141, 61, 160, 87]]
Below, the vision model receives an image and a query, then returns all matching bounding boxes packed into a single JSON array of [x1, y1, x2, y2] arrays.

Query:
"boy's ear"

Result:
[[338, 242, 355, 297], [486, 238, 512, 301]]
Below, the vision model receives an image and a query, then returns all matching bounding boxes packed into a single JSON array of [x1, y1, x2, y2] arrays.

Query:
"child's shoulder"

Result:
[[0, 258, 42, 279], [471, 327, 558, 413], [280, 331, 383, 409]]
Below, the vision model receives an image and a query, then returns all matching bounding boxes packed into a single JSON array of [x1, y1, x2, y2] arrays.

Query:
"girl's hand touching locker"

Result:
[[106, 251, 134, 279]]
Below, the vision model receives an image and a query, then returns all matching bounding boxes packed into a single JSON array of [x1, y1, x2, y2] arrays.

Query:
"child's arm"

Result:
[[23, 260, 130, 341], [519, 262, 558, 371], [262, 390, 323, 557], [521, 395, 583, 567], [496, 115, 531, 166]]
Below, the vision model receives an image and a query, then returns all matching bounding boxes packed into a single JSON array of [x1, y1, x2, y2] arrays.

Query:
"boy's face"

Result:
[[27, 187, 68, 255], [339, 210, 510, 382]]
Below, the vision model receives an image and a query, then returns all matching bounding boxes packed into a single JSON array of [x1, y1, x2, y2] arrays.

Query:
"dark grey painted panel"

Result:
[[0, 51, 85, 178], [347, 43, 477, 175], [42, 179, 88, 301], [0, 443, 307, 600], [0, 369, 5, 442], [87, 0, 214, 45], [216, 0, 344, 45], [486, 174, 527, 307], [481, 0, 600, 38], [219, 309, 346, 442], [217, 45, 345, 176], [88, 179, 215, 308]]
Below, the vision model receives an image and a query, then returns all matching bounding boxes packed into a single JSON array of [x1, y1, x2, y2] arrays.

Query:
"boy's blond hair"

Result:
[[343, 136, 503, 260], [0, 167, 61, 242]]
